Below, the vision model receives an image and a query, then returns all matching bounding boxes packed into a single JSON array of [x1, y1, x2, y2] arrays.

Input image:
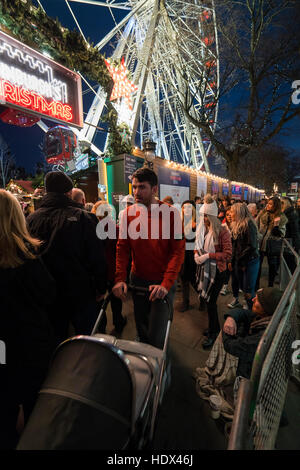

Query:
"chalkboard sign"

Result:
[[124, 154, 137, 183]]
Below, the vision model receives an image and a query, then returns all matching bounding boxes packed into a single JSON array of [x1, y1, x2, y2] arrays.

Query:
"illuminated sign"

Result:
[[158, 166, 190, 204], [211, 180, 219, 194], [222, 182, 229, 195], [75, 154, 89, 171], [0, 31, 83, 128], [105, 57, 138, 110], [231, 184, 242, 199], [291, 182, 298, 192]]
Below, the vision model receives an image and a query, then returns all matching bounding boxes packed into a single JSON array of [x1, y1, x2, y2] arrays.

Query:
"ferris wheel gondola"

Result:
[[43, 125, 77, 166]]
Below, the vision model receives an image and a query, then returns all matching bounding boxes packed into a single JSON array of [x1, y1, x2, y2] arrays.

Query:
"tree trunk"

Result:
[[226, 149, 240, 181]]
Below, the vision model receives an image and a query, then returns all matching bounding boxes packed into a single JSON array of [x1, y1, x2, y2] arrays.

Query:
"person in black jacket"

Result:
[[222, 287, 284, 379], [0, 189, 56, 449], [256, 197, 288, 288], [227, 202, 260, 310], [27, 171, 107, 344]]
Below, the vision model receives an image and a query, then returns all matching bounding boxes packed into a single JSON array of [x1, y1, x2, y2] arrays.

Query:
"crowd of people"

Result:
[[191, 193, 298, 420], [1, 167, 299, 449]]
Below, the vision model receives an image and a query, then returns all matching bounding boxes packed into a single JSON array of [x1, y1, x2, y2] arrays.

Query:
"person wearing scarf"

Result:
[[194, 194, 232, 349]]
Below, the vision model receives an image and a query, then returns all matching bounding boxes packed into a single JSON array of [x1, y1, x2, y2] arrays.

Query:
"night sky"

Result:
[[0, 0, 117, 173], [0, 0, 299, 174]]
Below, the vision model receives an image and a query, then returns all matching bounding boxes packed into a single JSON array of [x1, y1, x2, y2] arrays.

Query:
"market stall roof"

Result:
[[6, 179, 34, 194]]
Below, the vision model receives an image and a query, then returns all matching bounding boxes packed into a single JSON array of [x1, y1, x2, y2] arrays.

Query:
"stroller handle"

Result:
[[91, 283, 173, 335], [128, 284, 151, 294], [128, 284, 173, 322]]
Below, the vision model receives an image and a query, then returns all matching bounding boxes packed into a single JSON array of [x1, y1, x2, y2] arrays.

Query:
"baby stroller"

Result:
[[17, 285, 172, 450]]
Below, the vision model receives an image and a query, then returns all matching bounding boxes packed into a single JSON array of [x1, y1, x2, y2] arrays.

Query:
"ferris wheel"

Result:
[[42, 0, 219, 171]]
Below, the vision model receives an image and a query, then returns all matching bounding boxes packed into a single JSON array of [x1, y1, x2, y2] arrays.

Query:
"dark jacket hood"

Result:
[[39, 192, 80, 209]]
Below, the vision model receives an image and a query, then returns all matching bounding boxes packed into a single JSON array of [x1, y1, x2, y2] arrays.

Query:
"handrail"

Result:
[[228, 242, 300, 450], [227, 378, 253, 450], [281, 238, 300, 263]]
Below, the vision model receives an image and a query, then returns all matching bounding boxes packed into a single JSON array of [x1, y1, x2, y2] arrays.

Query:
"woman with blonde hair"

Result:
[[0, 190, 56, 449], [194, 195, 232, 349], [0, 191, 42, 268], [227, 202, 260, 310]]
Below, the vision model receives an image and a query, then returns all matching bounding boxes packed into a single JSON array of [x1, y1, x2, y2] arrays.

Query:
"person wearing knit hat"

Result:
[[256, 287, 284, 316], [194, 194, 232, 349], [199, 194, 218, 217], [222, 286, 284, 378], [45, 171, 73, 194], [27, 170, 107, 345]]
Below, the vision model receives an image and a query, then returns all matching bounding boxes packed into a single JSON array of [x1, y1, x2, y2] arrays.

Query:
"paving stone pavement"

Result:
[[103, 263, 300, 450], [104, 282, 249, 450]]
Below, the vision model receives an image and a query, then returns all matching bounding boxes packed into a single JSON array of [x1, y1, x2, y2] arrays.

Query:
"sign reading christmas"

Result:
[[0, 30, 83, 128], [105, 57, 138, 110]]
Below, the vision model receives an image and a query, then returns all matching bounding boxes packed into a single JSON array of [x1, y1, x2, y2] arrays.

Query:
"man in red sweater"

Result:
[[113, 167, 185, 347]]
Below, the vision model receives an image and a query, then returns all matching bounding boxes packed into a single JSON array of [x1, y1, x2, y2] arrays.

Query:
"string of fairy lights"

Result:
[[165, 160, 265, 196]]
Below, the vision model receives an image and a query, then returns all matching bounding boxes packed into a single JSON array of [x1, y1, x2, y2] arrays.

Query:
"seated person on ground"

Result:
[[222, 287, 284, 379]]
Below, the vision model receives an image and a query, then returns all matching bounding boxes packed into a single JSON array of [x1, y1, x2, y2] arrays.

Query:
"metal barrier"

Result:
[[228, 239, 300, 450], [279, 240, 300, 383]]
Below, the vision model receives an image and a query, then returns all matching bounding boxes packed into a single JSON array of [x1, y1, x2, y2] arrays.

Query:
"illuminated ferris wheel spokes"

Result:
[[67, 0, 219, 170]]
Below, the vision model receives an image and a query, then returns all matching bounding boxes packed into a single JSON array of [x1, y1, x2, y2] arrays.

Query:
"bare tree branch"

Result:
[[178, 0, 300, 179]]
